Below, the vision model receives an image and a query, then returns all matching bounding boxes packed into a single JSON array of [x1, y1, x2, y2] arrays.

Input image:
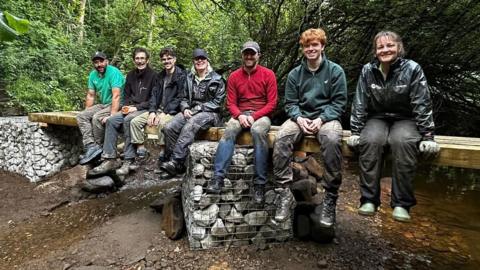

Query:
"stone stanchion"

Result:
[[182, 141, 294, 250], [0, 116, 82, 182]]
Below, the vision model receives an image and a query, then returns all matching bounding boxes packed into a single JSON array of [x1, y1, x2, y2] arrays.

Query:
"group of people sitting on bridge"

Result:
[[75, 28, 440, 227]]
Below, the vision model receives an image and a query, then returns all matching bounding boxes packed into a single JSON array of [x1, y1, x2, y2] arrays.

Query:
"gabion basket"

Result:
[[182, 141, 294, 250]]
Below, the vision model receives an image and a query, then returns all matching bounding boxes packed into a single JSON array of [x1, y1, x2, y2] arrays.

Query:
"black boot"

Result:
[[253, 184, 265, 205], [275, 188, 296, 222], [206, 176, 224, 194], [319, 192, 338, 228]]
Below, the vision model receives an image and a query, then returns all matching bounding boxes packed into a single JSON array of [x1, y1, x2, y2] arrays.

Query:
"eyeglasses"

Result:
[[135, 56, 147, 60], [194, 57, 207, 62], [161, 57, 174, 62]]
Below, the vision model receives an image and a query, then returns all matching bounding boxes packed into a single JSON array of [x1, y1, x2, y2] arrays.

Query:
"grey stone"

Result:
[[231, 153, 247, 165], [235, 223, 256, 239], [203, 170, 213, 179], [211, 218, 228, 237], [225, 207, 243, 223], [233, 179, 249, 195], [192, 185, 203, 202], [244, 165, 255, 175], [190, 224, 206, 240], [193, 204, 219, 226], [265, 190, 277, 205], [244, 211, 268, 226], [218, 204, 232, 219], [192, 164, 205, 177], [198, 194, 220, 209]]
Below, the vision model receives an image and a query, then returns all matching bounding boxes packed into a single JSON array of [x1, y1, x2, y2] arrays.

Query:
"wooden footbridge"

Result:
[[28, 111, 480, 170]]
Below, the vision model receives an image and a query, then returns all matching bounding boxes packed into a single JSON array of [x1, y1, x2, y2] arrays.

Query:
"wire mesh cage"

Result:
[[182, 141, 293, 250]]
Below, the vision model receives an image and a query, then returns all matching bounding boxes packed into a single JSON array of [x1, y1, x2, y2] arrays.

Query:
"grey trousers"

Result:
[[164, 112, 220, 162], [102, 110, 146, 160], [273, 119, 343, 194], [358, 119, 421, 210], [76, 104, 111, 147]]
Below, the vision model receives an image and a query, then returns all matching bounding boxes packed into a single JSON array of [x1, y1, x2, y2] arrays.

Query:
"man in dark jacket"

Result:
[[272, 28, 347, 227], [130, 47, 186, 161], [90, 47, 156, 176], [159, 48, 226, 179]]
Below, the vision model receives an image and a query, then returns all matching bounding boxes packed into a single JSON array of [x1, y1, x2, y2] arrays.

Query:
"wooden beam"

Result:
[[27, 111, 480, 169]]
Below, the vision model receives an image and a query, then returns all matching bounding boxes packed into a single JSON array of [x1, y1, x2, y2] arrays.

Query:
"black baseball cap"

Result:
[[91, 51, 107, 61], [192, 48, 209, 59]]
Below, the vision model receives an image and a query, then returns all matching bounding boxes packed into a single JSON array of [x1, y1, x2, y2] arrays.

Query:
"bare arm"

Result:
[[110, 87, 121, 114], [85, 90, 96, 108]]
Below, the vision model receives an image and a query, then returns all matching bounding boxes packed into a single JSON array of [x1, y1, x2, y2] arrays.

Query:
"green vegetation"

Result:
[[0, 0, 479, 136]]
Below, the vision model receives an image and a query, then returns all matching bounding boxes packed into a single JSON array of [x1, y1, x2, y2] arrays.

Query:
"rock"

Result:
[[190, 224, 206, 240], [218, 204, 232, 219], [231, 153, 247, 165], [317, 259, 328, 268], [193, 204, 219, 226], [225, 206, 244, 223], [211, 218, 228, 237], [192, 185, 203, 202], [200, 235, 221, 249], [198, 194, 220, 209], [82, 176, 115, 193], [192, 164, 205, 176], [265, 190, 277, 205], [233, 179, 249, 195], [235, 223, 256, 239], [203, 170, 213, 179], [244, 211, 268, 226], [244, 165, 255, 175]]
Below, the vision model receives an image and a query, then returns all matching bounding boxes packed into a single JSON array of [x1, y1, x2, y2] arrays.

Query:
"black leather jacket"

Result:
[[179, 70, 226, 113], [148, 66, 187, 115], [351, 58, 435, 138]]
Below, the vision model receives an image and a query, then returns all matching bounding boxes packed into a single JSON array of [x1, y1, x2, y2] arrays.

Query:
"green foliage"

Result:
[[0, 11, 29, 41], [0, 0, 478, 136]]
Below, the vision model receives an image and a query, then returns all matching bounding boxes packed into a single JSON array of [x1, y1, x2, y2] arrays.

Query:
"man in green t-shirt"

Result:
[[77, 51, 125, 165]]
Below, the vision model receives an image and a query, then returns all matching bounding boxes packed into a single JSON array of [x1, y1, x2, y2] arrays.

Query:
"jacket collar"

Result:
[[301, 53, 328, 72]]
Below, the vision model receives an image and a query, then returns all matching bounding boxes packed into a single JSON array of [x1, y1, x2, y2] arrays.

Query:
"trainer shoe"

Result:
[[358, 202, 376, 216], [392, 206, 411, 222]]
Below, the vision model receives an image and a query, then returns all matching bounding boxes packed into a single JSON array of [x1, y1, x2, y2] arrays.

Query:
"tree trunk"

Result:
[[78, 0, 87, 44], [147, 6, 155, 47]]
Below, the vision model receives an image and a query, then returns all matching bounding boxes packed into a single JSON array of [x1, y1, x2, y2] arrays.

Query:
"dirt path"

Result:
[[0, 162, 475, 270]]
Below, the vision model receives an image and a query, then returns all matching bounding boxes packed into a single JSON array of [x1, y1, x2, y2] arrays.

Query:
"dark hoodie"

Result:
[[123, 66, 157, 110], [148, 65, 187, 114]]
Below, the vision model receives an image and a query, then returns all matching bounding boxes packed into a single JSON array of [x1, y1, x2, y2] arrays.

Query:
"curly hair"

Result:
[[299, 28, 327, 47]]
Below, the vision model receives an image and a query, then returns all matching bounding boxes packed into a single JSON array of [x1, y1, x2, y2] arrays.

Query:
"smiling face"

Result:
[[375, 35, 400, 65], [242, 49, 259, 69], [93, 58, 108, 74], [193, 57, 208, 72], [161, 54, 176, 72], [302, 40, 324, 61], [134, 51, 149, 70]]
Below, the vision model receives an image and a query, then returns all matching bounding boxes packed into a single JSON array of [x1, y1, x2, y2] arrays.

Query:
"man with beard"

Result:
[[129, 47, 187, 162], [89, 48, 156, 175], [206, 41, 277, 205], [158, 48, 226, 179], [77, 51, 125, 165], [272, 28, 347, 227]]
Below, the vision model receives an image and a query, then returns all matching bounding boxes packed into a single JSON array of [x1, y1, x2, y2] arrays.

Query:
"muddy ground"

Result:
[[0, 158, 475, 270]]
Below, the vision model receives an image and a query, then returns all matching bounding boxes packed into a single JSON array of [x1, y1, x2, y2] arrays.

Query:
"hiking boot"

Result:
[[392, 206, 411, 222], [253, 184, 265, 205], [318, 192, 337, 228], [136, 147, 149, 159], [206, 176, 224, 194], [89, 159, 120, 176], [358, 202, 376, 216], [116, 159, 133, 176], [160, 160, 186, 177], [79, 144, 102, 165], [275, 188, 296, 222]]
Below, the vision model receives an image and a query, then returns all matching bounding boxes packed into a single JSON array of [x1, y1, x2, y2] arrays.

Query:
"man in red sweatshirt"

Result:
[[206, 41, 277, 204]]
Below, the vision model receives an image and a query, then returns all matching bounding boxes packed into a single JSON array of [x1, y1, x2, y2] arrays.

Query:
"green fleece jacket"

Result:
[[284, 55, 347, 122]]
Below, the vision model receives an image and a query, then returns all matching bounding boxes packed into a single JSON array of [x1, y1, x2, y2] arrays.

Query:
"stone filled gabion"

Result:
[[0, 117, 82, 182], [182, 141, 294, 250]]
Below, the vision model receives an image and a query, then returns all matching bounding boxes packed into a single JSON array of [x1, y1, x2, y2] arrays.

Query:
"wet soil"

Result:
[[0, 160, 478, 270]]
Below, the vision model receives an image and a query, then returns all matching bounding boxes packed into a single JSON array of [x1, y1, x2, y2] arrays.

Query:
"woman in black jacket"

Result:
[[348, 31, 440, 222]]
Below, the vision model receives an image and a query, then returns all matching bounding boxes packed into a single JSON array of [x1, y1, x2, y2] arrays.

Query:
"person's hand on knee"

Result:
[[347, 135, 360, 148]]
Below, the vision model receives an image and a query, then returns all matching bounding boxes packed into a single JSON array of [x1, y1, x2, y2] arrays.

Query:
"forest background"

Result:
[[0, 0, 479, 136]]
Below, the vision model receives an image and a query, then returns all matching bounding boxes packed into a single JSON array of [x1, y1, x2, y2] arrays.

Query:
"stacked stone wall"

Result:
[[0, 116, 82, 182]]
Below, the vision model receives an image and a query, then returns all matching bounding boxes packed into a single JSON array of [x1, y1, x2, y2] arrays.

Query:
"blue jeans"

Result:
[[213, 116, 271, 185], [102, 110, 146, 160]]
